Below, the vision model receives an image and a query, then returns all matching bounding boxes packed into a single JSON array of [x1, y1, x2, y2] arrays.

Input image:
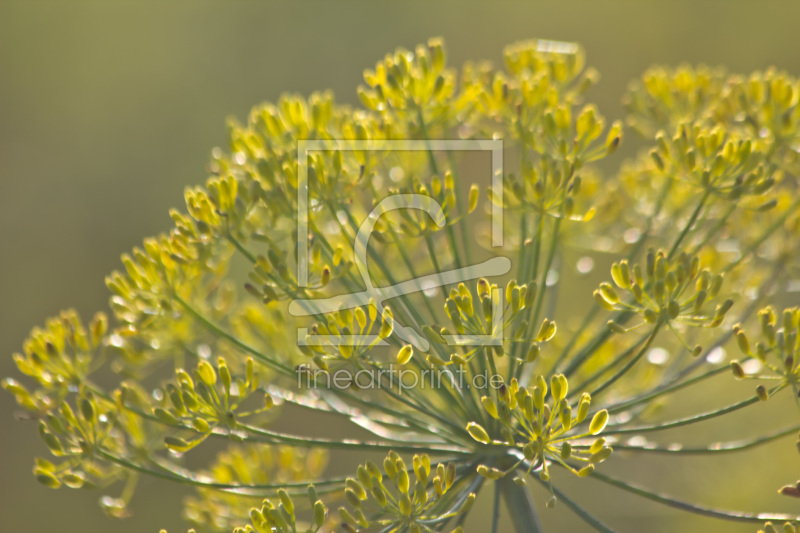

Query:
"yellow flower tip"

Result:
[[197, 360, 216, 386], [526, 344, 541, 363], [536, 318, 557, 342], [735, 328, 751, 355], [560, 442, 572, 460], [606, 121, 623, 154], [466, 422, 491, 444], [34, 467, 61, 489], [426, 353, 447, 367], [594, 290, 616, 311], [476, 465, 504, 479], [481, 396, 499, 419], [730, 360, 745, 379], [459, 493, 476, 513], [777, 481, 800, 498], [468, 184, 479, 213], [313, 500, 326, 527], [450, 353, 467, 366], [589, 409, 609, 435], [277, 488, 294, 517], [607, 320, 627, 334], [599, 282, 619, 303], [667, 299, 680, 319], [379, 308, 394, 338], [589, 446, 613, 464], [396, 345, 414, 365], [756, 385, 769, 402]]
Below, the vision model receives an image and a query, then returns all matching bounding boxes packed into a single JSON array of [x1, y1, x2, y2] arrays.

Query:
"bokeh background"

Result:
[[3, 2, 800, 532]]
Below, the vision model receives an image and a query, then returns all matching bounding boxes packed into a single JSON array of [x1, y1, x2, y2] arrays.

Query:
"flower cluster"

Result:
[[339, 451, 472, 533], [467, 374, 611, 483], [730, 306, 800, 399], [301, 303, 395, 366], [185, 445, 328, 530], [235, 485, 328, 533], [5, 37, 800, 533]]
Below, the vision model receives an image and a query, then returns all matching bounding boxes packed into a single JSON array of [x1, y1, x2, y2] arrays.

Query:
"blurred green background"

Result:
[[3, 2, 800, 532]]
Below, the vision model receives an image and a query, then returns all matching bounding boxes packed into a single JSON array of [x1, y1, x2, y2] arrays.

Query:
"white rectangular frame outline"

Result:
[[296, 139, 503, 287]]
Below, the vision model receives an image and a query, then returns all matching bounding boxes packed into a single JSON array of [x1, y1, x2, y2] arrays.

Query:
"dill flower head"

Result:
[[5, 37, 800, 533]]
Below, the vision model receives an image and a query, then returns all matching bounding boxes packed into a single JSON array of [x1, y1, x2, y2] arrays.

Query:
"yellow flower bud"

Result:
[[466, 422, 491, 444], [590, 409, 609, 435], [396, 345, 413, 365]]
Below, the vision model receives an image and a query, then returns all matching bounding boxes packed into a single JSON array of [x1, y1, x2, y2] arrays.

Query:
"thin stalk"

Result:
[[605, 364, 729, 414], [542, 479, 615, 533], [668, 188, 712, 259], [508, 213, 544, 374], [425, 232, 449, 294], [491, 480, 501, 533], [446, 151, 472, 261], [559, 178, 672, 378], [589, 469, 800, 523], [97, 449, 345, 494], [238, 422, 468, 454], [514, 215, 562, 382], [687, 203, 736, 255], [548, 304, 600, 376], [610, 422, 800, 454], [571, 330, 651, 397], [723, 197, 800, 274], [386, 224, 439, 321], [173, 294, 295, 377], [416, 105, 465, 271], [500, 475, 543, 533], [603, 385, 783, 436], [589, 324, 661, 398]]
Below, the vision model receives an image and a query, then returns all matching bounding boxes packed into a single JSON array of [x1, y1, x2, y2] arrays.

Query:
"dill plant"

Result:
[[4, 38, 800, 532]]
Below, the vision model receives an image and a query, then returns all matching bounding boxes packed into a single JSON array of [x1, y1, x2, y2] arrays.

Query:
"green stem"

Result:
[[610, 422, 800, 454], [589, 324, 661, 397], [491, 480, 501, 533], [723, 197, 800, 274], [445, 151, 473, 262], [238, 422, 468, 454], [558, 178, 672, 378], [543, 480, 614, 532], [500, 476, 543, 533], [603, 385, 783, 436], [668, 187, 712, 259], [173, 294, 295, 377], [514, 216, 562, 381], [688, 203, 736, 256], [97, 449, 345, 494], [571, 330, 651, 397], [224, 232, 257, 263], [509, 213, 545, 373], [386, 224, 439, 321], [605, 364, 729, 414], [588, 469, 800, 523]]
